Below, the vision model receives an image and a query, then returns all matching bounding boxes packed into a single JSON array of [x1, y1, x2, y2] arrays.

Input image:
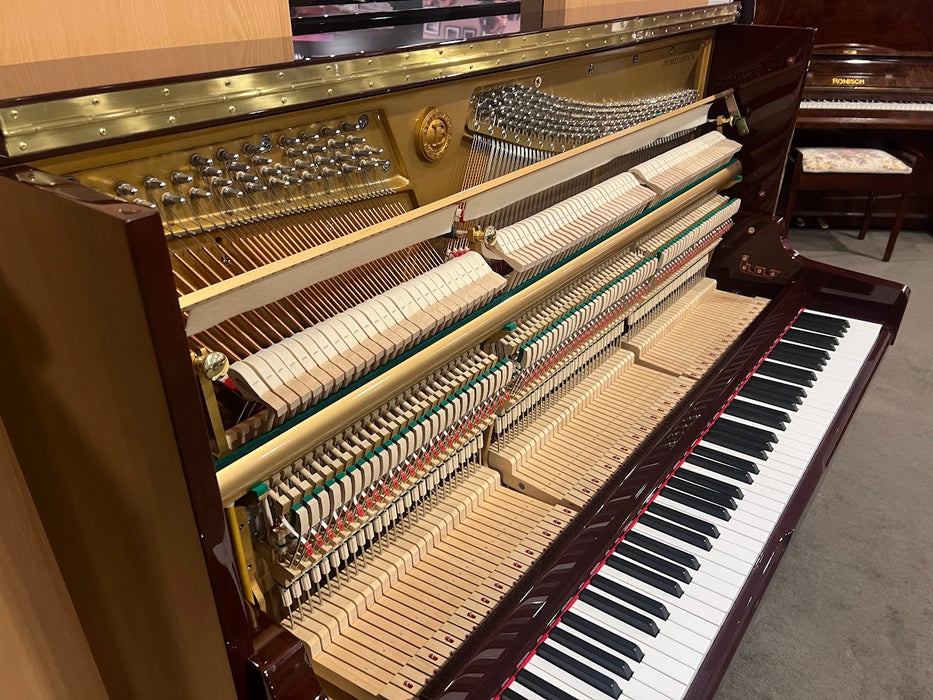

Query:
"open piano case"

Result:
[[0, 4, 910, 699]]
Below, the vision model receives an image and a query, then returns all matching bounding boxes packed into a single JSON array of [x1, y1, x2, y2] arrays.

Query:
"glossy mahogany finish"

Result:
[[754, 0, 933, 52], [706, 24, 813, 216], [247, 609, 323, 700]]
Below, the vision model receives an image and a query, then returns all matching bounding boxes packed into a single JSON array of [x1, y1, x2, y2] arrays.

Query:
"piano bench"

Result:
[[783, 147, 922, 261]]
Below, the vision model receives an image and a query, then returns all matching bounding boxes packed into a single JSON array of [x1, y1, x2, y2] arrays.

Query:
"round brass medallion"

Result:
[[415, 107, 452, 162]]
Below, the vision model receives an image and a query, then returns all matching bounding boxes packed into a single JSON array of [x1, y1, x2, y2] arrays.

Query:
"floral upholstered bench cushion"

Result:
[[798, 147, 913, 174]]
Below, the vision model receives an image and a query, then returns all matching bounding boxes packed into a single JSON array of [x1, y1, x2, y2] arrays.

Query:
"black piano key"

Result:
[[676, 468, 745, 500], [780, 339, 831, 363], [769, 343, 828, 371], [725, 398, 790, 430], [605, 556, 684, 597], [756, 360, 816, 388], [660, 487, 731, 522], [561, 611, 644, 662], [501, 689, 524, 700], [685, 454, 755, 483], [549, 627, 634, 681], [707, 421, 775, 451], [784, 328, 838, 350], [516, 669, 577, 700], [716, 416, 778, 445], [639, 513, 713, 550], [693, 444, 760, 474], [579, 589, 660, 636], [798, 311, 849, 334], [537, 643, 623, 699], [739, 384, 800, 411], [590, 573, 670, 620], [702, 429, 770, 460], [746, 376, 807, 401], [647, 502, 720, 538], [616, 541, 693, 582], [794, 314, 847, 337], [625, 530, 701, 570], [668, 476, 737, 510]]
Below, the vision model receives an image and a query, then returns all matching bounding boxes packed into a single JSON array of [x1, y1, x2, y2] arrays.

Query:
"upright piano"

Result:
[[0, 4, 909, 699], [756, 0, 933, 231]]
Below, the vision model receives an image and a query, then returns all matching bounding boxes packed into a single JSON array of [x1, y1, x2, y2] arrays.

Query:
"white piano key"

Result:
[[569, 599, 699, 684]]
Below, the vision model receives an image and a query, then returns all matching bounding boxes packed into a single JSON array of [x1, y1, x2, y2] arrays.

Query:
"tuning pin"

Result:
[[243, 137, 269, 154], [313, 155, 334, 167], [259, 165, 282, 178], [300, 170, 322, 182], [131, 197, 158, 209], [268, 176, 290, 187], [227, 162, 251, 172], [200, 165, 222, 178], [327, 138, 348, 149], [161, 192, 186, 205], [321, 126, 340, 137], [190, 153, 214, 167], [298, 130, 320, 144], [340, 164, 361, 174], [115, 181, 138, 196], [143, 176, 166, 190], [285, 147, 307, 158], [334, 152, 356, 163], [208, 176, 234, 188], [279, 135, 301, 147], [188, 187, 211, 199], [244, 182, 267, 194], [234, 171, 259, 183], [346, 135, 366, 145], [320, 167, 340, 178], [250, 155, 273, 165], [170, 171, 193, 185], [215, 148, 238, 163], [292, 158, 312, 169], [220, 186, 244, 198], [306, 143, 327, 153], [285, 175, 303, 185]]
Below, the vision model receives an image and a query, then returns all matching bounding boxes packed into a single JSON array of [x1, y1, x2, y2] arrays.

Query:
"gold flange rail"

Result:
[[215, 159, 742, 504]]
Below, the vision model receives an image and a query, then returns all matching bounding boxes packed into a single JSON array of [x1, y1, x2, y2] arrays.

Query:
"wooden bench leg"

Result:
[[883, 192, 910, 262], [858, 192, 874, 240]]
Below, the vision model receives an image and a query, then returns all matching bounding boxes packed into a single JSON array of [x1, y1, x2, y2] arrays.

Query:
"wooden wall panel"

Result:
[[0, 0, 293, 99], [541, 0, 725, 28]]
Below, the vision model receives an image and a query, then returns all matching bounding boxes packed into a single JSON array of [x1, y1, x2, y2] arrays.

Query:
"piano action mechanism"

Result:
[[0, 4, 910, 699]]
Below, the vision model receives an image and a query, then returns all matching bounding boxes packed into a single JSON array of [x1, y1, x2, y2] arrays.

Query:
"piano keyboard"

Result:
[[800, 99, 933, 112], [505, 310, 882, 700]]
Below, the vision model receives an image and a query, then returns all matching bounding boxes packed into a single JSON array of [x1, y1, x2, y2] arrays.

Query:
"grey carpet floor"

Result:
[[715, 227, 933, 700]]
